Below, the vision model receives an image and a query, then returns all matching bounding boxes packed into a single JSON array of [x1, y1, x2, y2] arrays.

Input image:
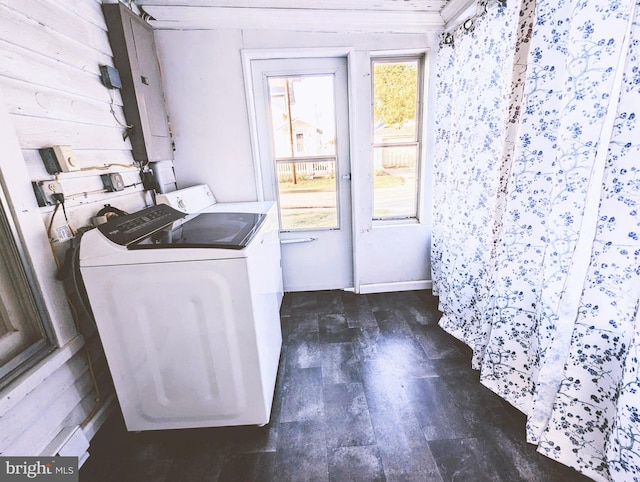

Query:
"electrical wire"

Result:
[[80, 343, 101, 428], [65, 248, 101, 428], [47, 202, 61, 241], [58, 199, 75, 237], [108, 89, 134, 142], [64, 188, 110, 201], [52, 226, 102, 428], [57, 181, 142, 203], [80, 163, 136, 171], [68, 238, 101, 427], [47, 203, 102, 426], [108, 89, 133, 129]]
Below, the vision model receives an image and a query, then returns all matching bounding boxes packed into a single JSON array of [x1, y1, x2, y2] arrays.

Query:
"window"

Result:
[[0, 188, 53, 389], [295, 133, 304, 153], [371, 56, 423, 220]]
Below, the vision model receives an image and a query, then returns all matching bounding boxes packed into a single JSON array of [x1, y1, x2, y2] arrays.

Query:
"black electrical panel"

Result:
[[102, 3, 174, 163]]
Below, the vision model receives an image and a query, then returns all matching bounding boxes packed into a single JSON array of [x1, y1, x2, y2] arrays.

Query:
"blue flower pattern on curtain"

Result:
[[432, 0, 640, 480], [432, 0, 522, 367]]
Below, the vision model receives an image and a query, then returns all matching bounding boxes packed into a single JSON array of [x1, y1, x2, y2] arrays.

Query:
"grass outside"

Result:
[[278, 171, 411, 229], [281, 210, 338, 230], [278, 171, 405, 193]]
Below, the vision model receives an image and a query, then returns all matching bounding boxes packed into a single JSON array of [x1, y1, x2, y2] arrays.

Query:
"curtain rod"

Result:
[[441, 0, 507, 46]]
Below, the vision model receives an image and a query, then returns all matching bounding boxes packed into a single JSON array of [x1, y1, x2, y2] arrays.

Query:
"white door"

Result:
[[251, 57, 352, 291]]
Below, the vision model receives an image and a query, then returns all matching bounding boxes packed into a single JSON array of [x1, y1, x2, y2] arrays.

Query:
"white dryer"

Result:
[[79, 185, 283, 431]]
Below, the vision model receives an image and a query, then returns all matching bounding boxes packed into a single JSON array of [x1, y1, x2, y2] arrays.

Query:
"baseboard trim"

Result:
[[358, 280, 432, 294]]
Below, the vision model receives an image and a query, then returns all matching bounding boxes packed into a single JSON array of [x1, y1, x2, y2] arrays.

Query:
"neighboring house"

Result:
[[373, 121, 416, 170], [274, 118, 324, 158], [274, 118, 334, 180]]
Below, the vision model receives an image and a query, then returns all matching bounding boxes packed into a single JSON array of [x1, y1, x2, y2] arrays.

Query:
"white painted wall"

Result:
[[154, 27, 439, 289], [155, 29, 256, 201]]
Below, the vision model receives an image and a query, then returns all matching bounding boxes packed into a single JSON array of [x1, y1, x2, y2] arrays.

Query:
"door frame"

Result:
[[241, 47, 361, 291]]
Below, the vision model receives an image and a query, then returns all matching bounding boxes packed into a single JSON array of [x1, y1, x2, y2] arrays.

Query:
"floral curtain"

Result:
[[432, 0, 524, 364], [432, 0, 640, 480]]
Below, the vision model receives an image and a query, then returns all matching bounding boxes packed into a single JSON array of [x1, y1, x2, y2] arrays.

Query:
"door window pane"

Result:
[[268, 76, 336, 158], [277, 160, 338, 230], [268, 75, 339, 231], [372, 58, 422, 220]]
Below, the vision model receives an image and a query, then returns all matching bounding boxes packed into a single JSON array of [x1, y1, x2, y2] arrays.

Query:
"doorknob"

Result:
[[342, 173, 351, 180]]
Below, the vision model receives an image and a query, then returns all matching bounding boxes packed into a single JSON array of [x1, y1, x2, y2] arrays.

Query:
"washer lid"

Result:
[[130, 212, 267, 250]]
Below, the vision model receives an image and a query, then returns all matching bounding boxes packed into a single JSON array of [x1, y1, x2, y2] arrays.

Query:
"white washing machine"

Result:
[[79, 185, 283, 431]]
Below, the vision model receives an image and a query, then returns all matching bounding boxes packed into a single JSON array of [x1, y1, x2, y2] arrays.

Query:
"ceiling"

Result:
[[134, 0, 455, 32], [136, 0, 450, 11]]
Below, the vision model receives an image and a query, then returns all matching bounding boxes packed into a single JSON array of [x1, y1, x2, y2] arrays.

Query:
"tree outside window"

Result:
[[371, 57, 423, 220]]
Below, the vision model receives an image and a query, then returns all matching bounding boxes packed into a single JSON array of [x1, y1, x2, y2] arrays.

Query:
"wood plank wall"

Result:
[[0, 0, 174, 458]]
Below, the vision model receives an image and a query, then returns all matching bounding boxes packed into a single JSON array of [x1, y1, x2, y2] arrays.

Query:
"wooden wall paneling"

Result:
[[0, 340, 85, 420], [39, 189, 149, 219], [11, 117, 130, 165], [6, 354, 99, 455], [0, 41, 114, 102], [23, 149, 137, 180], [1, 79, 125, 130], [56, 360, 115, 459], [0, 6, 113, 70], [2, 0, 112, 55], [56, 172, 146, 206], [51, 364, 114, 452], [68, 149, 134, 168], [0, 340, 112, 459], [11, 116, 132, 151], [57, 0, 111, 31], [0, 350, 91, 453]]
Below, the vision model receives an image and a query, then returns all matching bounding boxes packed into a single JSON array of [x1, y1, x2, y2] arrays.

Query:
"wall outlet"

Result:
[[39, 145, 79, 173], [53, 145, 80, 172], [101, 173, 125, 191], [36, 180, 64, 205], [39, 148, 62, 174]]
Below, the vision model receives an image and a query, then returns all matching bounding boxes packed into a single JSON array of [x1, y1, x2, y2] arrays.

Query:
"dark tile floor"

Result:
[[80, 290, 592, 481]]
